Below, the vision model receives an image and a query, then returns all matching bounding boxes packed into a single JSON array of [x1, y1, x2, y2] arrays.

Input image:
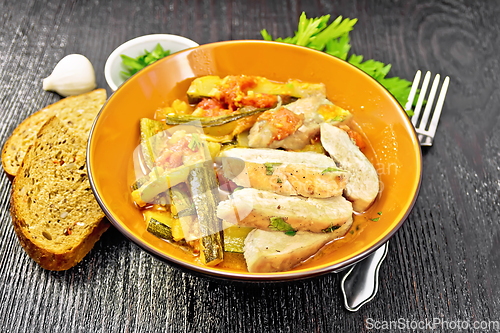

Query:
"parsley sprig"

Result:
[[188, 133, 202, 151], [264, 163, 282, 176], [121, 43, 171, 78], [322, 223, 341, 233], [269, 217, 296, 236], [321, 167, 343, 175], [261, 12, 414, 116]]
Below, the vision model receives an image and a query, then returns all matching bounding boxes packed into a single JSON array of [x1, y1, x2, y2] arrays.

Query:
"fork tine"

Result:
[[426, 76, 450, 139], [411, 71, 431, 127], [417, 74, 440, 131], [405, 70, 421, 112]]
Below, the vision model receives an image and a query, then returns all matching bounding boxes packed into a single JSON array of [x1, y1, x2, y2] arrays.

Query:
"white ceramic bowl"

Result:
[[104, 34, 199, 91]]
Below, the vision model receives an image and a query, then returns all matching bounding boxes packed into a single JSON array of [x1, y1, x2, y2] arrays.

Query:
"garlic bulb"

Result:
[[42, 54, 97, 96]]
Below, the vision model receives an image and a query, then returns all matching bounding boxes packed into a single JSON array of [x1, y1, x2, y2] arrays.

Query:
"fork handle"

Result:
[[340, 242, 389, 311]]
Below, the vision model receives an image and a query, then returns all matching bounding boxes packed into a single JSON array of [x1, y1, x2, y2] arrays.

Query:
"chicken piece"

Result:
[[248, 95, 350, 150], [251, 107, 304, 143], [320, 123, 379, 212], [219, 148, 348, 198], [248, 96, 331, 149], [216, 188, 353, 233], [243, 216, 353, 273]]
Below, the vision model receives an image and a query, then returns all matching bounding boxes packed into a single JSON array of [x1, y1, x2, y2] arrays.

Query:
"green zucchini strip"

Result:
[[188, 160, 224, 266], [147, 218, 173, 240], [145, 210, 175, 240], [223, 225, 254, 254], [170, 185, 200, 241], [130, 174, 150, 192], [165, 106, 267, 127], [186, 75, 325, 103], [140, 118, 168, 170], [137, 166, 191, 204]]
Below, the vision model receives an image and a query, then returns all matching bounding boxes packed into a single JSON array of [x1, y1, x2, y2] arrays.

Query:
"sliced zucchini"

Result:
[[134, 165, 191, 204], [292, 141, 325, 154], [164, 106, 266, 127], [317, 104, 352, 125], [188, 161, 224, 266], [170, 185, 196, 241], [130, 174, 150, 192], [144, 210, 175, 240], [186, 75, 326, 103], [223, 225, 254, 253], [201, 133, 234, 144], [140, 118, 169, 169], [236, 132, 249, 147], [207, 142, 221, 160], [170, 186, 196, 218], [187, 75, 221, 104], [251, 79, 326, 98]]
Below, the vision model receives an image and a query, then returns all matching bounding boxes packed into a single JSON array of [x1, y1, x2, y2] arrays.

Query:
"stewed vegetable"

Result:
[[130, 74, 379, 273]]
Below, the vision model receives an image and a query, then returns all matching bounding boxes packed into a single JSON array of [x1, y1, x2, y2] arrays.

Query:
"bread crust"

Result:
[[9, 116, 109, 271], [1, 89, 106, 177]]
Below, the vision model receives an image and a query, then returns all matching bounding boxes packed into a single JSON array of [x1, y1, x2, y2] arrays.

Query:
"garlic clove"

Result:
[[42, 54, 97, 97]]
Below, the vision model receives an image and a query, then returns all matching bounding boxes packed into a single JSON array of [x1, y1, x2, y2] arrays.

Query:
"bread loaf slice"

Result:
[[2, 88, 106, 177], [10, 116, 109, 270]]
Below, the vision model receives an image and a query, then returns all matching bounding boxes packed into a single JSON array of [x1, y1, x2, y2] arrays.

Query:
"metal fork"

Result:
[[340, 70, 450, 311], [406, 70, 450, 146]]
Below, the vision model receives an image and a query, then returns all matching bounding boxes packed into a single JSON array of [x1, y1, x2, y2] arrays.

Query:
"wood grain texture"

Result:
[[0, 0, 499, 332]]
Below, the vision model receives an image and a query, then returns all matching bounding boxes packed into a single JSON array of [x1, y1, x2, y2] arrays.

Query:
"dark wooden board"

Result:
[[1, 0, 499, 332]]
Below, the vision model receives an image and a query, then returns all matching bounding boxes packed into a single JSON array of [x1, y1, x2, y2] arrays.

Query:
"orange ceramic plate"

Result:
[[87, 40, 422, 281]]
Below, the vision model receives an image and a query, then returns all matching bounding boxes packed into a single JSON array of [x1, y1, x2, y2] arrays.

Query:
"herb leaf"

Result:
[[120, 55, 144, 72], [232, 186, 245, 192], [348, 55, 413, 112], [188, 133, 202, 151], [269, 217, 296, 236], [121, 43, 171, 78], [370, 217, 380, 222], [264, 163, 282, 175], [308, 15, 357, 51], [260, 12, 415, 116], [322, 223, 341, 233], [325, 33, 351, 60], [321, 167, 342, 175]]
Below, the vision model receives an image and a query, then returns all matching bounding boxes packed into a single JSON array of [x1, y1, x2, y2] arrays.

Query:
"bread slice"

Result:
[[2, 88, 106, 178], [10, 116, 109, 270]]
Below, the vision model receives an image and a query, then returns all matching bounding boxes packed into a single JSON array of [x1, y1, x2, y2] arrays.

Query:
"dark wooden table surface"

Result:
[[1, 0, 499, 332]]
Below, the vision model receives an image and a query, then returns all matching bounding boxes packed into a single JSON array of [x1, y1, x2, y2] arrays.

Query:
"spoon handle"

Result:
[[340, 241, 389, 312]]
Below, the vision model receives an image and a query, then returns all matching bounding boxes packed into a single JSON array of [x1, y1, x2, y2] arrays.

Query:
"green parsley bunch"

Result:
[[262, 13, 414, 116]]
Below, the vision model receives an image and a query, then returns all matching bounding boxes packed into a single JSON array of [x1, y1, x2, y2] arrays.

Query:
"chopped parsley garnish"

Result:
[[277, 177, 283, 183], [322, 223, 341, 233], [232, 186, 245, 192], [121, 43, 171, 78], [321, 167, 342, 175], [331, 115, 345, 122], [269, 217, 296, 236], [261, 12, 415, 115], [264, 163, 282, 175], [188, 134, 202, 151], [377, 211, 383, 215], [370, 217, 380, 222]]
